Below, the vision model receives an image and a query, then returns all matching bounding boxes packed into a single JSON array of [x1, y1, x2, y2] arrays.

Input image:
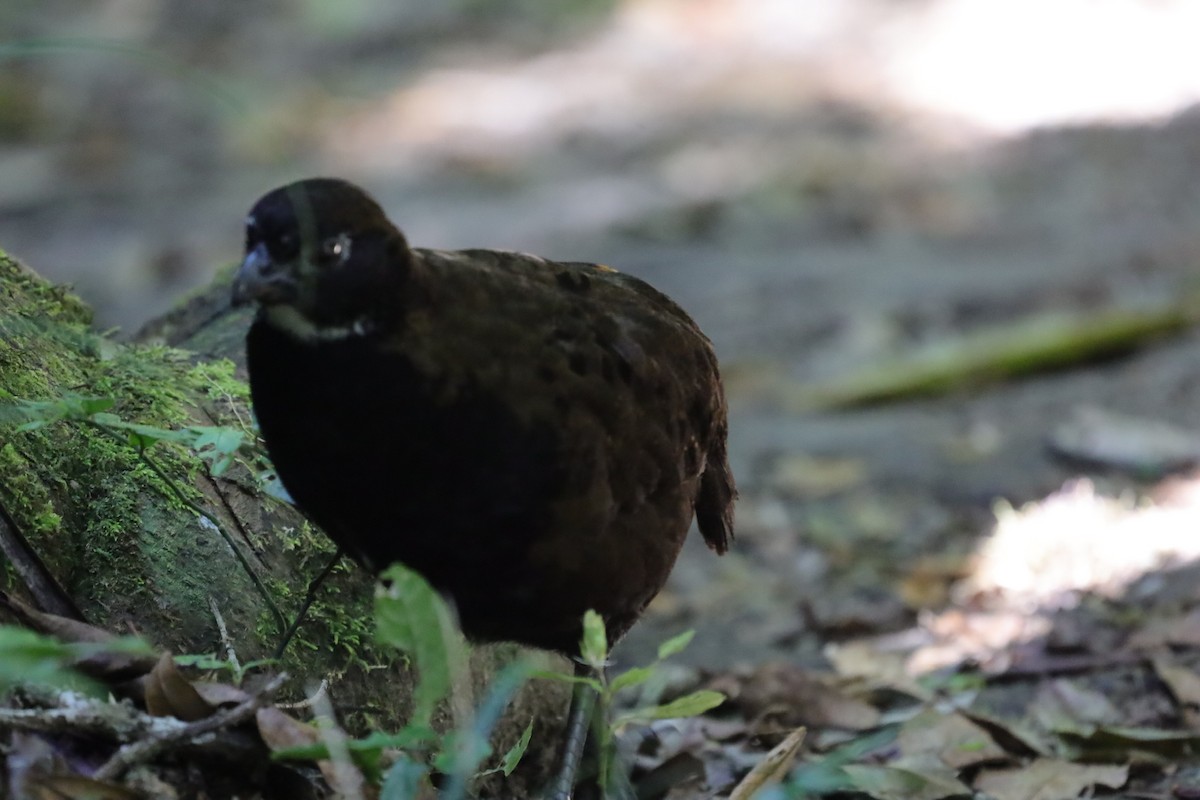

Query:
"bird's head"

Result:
[[232, 178, 412, 341]]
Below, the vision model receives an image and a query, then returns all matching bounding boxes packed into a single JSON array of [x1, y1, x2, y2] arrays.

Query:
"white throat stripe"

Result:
[[265, 306, 374, 342]]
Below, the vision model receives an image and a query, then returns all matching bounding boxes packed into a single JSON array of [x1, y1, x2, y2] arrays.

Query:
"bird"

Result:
[[232, 177, 735, 795]]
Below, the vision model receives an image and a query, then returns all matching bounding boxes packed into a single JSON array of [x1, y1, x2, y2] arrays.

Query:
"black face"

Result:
[[232, 178, 411, 334]]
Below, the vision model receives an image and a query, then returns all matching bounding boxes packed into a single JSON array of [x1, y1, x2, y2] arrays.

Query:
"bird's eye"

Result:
[[322, 235, 351, 265]]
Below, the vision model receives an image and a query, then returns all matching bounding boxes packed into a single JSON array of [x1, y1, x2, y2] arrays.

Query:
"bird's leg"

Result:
[[544, 660, 639, 800], [543, 661, 599, 800], [273, 548, 344, 660]]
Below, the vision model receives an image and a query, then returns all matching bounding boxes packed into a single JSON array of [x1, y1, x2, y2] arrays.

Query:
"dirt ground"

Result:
[[7, 1, 1200, 797]]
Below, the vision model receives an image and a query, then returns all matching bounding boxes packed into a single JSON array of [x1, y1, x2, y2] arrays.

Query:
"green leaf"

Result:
[[375, 563, 466, 727], [528, 668, 603, 692], [271, 727, 437, 762], [615, 689, 725, 726], [437, 661, 533, 799], [195, 426, 245, 477], [123, 421, 190, 445], [608, 666, 655, 695], [192, 425, 244, 458], [656, 629, 695, 660], [79, 396, 115, 415], [580, 609, 607, 667], [173, 652, 230, 671], [785, 761, 857, 796], [841, 764, 972, 800], [0, 626, 126, 694], [126, 430, 161, 449], [380, 755, 431, 800], [501, 720, 534, 776], [434, 729, 493, 776], [355, 727, 439, 751]]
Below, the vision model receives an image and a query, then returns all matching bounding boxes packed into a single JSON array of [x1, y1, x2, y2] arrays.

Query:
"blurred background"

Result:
[[7, 0, 1200, 676]]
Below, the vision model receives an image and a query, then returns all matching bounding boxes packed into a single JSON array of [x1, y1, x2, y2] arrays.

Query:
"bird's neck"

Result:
[[261, 305, 379, 343]]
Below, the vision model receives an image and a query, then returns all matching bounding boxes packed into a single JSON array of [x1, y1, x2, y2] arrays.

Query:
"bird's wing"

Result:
[[393, 248, 735, 550]]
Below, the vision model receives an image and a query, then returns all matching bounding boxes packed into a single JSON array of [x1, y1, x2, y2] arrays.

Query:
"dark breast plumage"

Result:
[[240, 183, 734, 655]]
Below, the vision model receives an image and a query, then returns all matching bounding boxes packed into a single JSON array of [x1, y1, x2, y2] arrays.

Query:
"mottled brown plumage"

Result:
[[233, 178, 734, 655]]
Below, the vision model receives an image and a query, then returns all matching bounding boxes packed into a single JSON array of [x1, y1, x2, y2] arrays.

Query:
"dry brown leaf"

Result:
[[961, 711, 1055, 757], [893, 710, 1007, 770], [898, 554, 973, 610], [635, 752, 707, 800], [1152, 656, 1200, 706], [191, 681, 252, 708], [807, 586, 911, 637], [1059, 724, 1200, 764], [0, 592, 117, 644], [0, 593, 157, 682], [32, 775, 144, 800], [912, 610, 1050, 675], [143, 652, 215, 722], [256, 706, 319, 751], [1031, 679, 1122, 730], [1129, 609, 1200, 649], [825, 637, 930, 698], [256, 707, 366, 798], [729, 727, 806, 800], [841, 763, 972, 800], [711, 663, 880, 730], [662, 777, 716, 800], [974, 758, 1127, 800]]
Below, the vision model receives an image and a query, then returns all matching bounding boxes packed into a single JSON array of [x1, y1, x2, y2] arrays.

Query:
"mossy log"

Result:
[[0, 251, 565, 796]]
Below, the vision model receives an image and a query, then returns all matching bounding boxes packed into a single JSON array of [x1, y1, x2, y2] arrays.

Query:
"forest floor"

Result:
[[6, 1, 1200, 797]]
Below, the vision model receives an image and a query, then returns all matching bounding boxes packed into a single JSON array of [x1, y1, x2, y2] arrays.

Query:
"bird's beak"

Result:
[[231, 243, 295, 307]]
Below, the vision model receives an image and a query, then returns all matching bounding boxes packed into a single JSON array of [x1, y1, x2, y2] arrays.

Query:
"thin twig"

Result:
[[273, 549, 343, 661], [83, 420, 287, 636], [312, 685, 366, 800], [93, 672, 288, 781], [276, 678, 329, 711], [0, 696, 162, 739], [209, 596, 240, 676]]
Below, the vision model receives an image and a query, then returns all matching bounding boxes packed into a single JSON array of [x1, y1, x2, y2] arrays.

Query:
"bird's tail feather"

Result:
[[695, 443, 735, 554]]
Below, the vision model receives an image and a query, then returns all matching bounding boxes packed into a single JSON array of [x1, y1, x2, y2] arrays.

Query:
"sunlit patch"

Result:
[[880, 0, 1200, 131], [963, 478, 1200, 608], [323, 0, 1200, 186], [830, 475, 1200, 678]]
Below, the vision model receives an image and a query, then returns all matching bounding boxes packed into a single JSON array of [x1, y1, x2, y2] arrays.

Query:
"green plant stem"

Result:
[[84, 420, 286, 638], [273, 548, 343, 660]]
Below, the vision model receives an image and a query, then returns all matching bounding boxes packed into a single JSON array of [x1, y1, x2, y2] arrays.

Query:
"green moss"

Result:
[[0, 252, 349, 653], [0, 252, 214, 639], [262, 517, 382, 673], [0, 254, 93, 326], [0, 251, 456, 741], [187, 357, 249, 404], [0, 443, 60, 535]]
